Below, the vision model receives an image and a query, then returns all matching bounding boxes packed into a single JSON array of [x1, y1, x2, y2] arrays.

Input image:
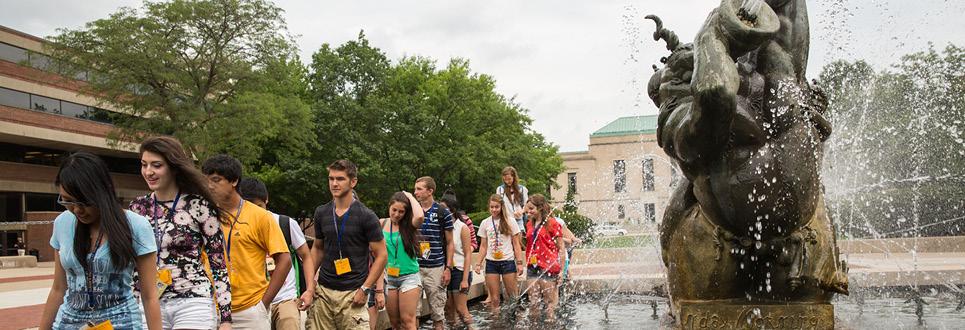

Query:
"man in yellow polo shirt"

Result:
[[204, 154, 291, 329]]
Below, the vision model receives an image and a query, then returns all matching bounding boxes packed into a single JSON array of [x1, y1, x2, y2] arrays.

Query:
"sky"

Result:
[[2, 0, 963, 152]]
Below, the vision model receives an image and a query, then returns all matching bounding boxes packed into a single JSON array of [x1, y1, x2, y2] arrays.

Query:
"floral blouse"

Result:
[[129, 193, 232, 323]]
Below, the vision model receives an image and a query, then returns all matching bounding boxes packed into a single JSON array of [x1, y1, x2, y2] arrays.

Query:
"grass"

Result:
[[582, 234, 654, 249]]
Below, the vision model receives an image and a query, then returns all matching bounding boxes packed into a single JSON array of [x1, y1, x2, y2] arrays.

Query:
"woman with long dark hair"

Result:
[[497, 166, 529, 234], [40, 152, 162, 329], [128, 136, 232, 329], [381, 191, 424, 330], [439, 192, 474, 328], [524, 194, 565, 325]]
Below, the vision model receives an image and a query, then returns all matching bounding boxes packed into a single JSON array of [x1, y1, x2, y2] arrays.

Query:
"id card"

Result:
[[419, 241, 431, 258], [81, 320, 113, 330], [493, 251, 504, 259], [334, 258, 352, 275], [530, 255, 538, 265], [387, 266, 400, 277], [156, 268, 172, 297]]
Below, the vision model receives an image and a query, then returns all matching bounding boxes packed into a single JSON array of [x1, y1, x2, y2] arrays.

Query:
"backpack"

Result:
[[278, 215, 307, 296]]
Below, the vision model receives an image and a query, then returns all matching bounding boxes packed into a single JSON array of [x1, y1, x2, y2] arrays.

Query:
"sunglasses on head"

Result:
[[57, 195, 92, 208]]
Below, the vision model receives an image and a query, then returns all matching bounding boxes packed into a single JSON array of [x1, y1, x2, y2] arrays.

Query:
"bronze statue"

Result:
[[648, 0, 848, 326]]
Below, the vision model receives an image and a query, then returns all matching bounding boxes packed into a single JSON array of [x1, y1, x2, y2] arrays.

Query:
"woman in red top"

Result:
[[523, 194, 565, 324]]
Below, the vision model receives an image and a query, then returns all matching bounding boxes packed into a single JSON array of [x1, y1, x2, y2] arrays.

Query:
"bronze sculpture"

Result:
[[648, 0, 849, 327]]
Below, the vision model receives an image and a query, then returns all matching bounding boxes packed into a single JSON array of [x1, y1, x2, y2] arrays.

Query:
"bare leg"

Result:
[[454, 291, 474, 329], [485, 274, 502, 314], [400, 287, 422, 330], [543, 279, 560, 324], [387, 289, 402, 330]]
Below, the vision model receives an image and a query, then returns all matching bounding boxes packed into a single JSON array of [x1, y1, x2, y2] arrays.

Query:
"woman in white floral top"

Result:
[[129, 136, 232, 329]]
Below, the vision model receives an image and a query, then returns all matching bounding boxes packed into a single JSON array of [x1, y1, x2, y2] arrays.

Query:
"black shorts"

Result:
[[486, 259, 518, 275], [448, 267, 472, 293]]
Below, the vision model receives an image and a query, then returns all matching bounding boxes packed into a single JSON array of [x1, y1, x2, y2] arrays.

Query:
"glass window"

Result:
[[28, 52, 52, 71], [61, 101, 89, 119], [0, 87, 30, 109], [618, 204, 626, 219], [25, 193, 61, 212], [613, 160, 626, 192], [0, 192, 23, 222], [80, 107, 115, 124], [567, 172, 577, 194], [643, 158, 655, 191], [645, 203, 656, 222], [0, 42, 28, 64], [30, 94, 61, 114]]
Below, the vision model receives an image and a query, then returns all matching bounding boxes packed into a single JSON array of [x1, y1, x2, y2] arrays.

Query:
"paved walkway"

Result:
[[0, 262, 55, 330]]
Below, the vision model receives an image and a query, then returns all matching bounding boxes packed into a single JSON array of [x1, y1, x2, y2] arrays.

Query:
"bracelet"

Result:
[[374, 289, 384, 294], [515, 260, 524, 265]]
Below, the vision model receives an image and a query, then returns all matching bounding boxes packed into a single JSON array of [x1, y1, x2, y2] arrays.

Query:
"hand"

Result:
[[573, 237, 583, 246], [517, 264, 525, 277], [351, 288, 367, 307], [297, 290, 315, 311], [218, 323, 232, 330], [513, 209, 524, 219], [461, 279, 470, 292], [261, 298, 271, 311], [442, 267, 451, 286], [375, 291, 385, 310], [474, 263, 482, 274], [403, 191, 415, 199]]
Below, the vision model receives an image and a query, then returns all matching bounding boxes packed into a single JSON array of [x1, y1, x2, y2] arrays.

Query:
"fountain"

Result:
[[647, 0, 849, 327]]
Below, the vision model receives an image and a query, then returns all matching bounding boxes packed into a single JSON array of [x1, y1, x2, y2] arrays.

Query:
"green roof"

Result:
[[590, 115, 658, 137]]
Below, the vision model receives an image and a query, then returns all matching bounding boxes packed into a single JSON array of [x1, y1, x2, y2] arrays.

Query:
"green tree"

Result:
[[555, 189, 596, 245], [307, 32, 564, 215], [47, 0, 315, 167]]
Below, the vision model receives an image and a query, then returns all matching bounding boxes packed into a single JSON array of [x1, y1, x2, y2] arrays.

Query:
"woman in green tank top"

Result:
[[381, 191, 424, 330]]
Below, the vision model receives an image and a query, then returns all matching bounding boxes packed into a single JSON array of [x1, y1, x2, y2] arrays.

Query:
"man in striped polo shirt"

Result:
[[413, 176, 454, 330]]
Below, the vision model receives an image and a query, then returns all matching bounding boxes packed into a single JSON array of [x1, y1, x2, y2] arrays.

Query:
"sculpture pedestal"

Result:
[[678, 301, 833, 329]]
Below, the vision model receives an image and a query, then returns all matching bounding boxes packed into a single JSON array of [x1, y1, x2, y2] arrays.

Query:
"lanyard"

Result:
[[226, 199, 244, 261], [529, 218, 545, 253], [85, 228, 105, 310], [491, 217, 501, 248], [332, 206, 349, 259], [151, 192, 181, 265], [388, 220, 400, 260]]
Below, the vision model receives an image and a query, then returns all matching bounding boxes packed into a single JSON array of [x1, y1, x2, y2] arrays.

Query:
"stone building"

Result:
[[0, 25, 146, 261], [550, 115, 678, 231]]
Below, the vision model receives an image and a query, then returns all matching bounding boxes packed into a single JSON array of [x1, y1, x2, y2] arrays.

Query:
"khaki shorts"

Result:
[[419, 266, 447, 322], [305, 284, 368, 330], [270, 298, 301, 330]]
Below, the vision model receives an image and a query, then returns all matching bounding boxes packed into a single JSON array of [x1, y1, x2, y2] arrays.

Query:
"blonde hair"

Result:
[[489, 194, 514, 236]]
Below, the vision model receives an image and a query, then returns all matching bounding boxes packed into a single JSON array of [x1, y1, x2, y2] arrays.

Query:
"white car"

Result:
[[595, 224, 628, 236]]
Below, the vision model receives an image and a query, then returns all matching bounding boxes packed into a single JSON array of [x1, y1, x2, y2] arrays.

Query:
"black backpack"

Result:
[[278, 215, 308, 296]]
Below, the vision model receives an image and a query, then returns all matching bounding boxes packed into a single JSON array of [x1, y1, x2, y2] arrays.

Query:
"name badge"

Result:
[[493, 251, 504, 259], [156, 268, 173, 297], [419, 241, 431, 258], [334, 258, 352, 275], [530, 255, 538, 266], [81, 320, 113, 330], [387, 266, 401, 277]]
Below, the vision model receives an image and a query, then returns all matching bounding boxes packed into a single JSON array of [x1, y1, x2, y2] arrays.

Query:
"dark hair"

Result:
[[527, 194, 552, 225], [389, 192, 421, 258], [501, 166, 522, 205], [327, 160, 358, 179], [202, 154, 243, 185], [140, 136, 224, 224], [238, 177, 269, 202], [440, 189, 464, 218], [56, 152, 136, 271]]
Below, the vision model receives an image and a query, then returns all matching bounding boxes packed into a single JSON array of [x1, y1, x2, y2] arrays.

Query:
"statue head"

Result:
[[645, 16, 695, 108]]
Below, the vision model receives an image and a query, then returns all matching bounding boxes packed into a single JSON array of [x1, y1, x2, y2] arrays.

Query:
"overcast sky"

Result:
[[2, 0, 963, 151]]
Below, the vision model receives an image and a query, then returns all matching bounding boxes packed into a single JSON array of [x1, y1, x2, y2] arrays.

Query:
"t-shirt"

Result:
[[496, 184, 529, 220], [50, 210, 156, 312], [220, 200, 289, 312], [419, 202, 454, 268], [526, 217, 563, 275], [477, 216, 520, 261], [313, 200, 383, 291], [272, 213, 307, 304], [452, 220, 468, 271]]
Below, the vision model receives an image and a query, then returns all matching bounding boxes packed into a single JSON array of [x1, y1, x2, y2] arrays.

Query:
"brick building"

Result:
[[550, 115, 678, 231], [0, 25, 147, 261]]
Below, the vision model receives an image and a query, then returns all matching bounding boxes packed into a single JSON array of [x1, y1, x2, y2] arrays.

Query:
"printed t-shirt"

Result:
[[271, 213, 307, 304], [418, 202, 453, 268], [220, 200, 289, 311], [477, 216, 520, 261], [313, 200, 383, 291], [525, 217, 563, 274], [50, 210, 157, 312]]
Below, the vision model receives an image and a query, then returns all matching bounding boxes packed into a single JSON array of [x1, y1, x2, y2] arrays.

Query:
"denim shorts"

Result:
[[386, 272, 422, 293], [447, 268, 472, 292], [527, 266, 558, 281], [486, 259, 517, 275]]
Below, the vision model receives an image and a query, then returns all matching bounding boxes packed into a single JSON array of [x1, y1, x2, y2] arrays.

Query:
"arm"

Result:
[[136, 252, 162, 330], [512, 233, 524, 276], [39, 253, 66, 330], [201, 209, 232, 324], [561, 225, 579, 246], [263, 252, 291, 308], [405, 192, 424, 228], [555, 234, 566, 285], [353, 240, 388, 306], [475, 236, 487, 273], [443, 229, 454, 285], [310, 242, 325, 277], [295, 243, 315, 311], [460, 228, 472, 290]]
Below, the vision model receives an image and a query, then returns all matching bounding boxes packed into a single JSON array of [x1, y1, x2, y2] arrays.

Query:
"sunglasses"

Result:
[[57, 195, 92, 208]]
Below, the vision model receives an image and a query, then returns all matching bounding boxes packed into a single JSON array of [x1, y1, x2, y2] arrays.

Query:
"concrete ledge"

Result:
[[838, 236, 965, 254], [0, 256, 37, 269]]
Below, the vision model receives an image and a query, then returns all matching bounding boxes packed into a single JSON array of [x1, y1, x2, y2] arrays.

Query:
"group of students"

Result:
[[39, 135, 578, 330]]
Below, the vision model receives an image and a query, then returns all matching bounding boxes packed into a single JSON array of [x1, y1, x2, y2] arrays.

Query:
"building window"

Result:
[[567, 172, 577, 194], [643, 158, 654, 191], [670, 165, 680, 187], [0, 87, 30, 109], [613, 160, 626, 192], [25, 193, 60, 212], [645, 203, 656, 222], [618, 204, 626, 219], [30, 94, 61, 114], [0, 42, 28, 64]]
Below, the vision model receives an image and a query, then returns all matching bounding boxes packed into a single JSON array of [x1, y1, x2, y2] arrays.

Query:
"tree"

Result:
[[307, 32, 564, 214], [47, 0, 315, 167], [819, 44, 965, 238], [555, 189, 596, 245]]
